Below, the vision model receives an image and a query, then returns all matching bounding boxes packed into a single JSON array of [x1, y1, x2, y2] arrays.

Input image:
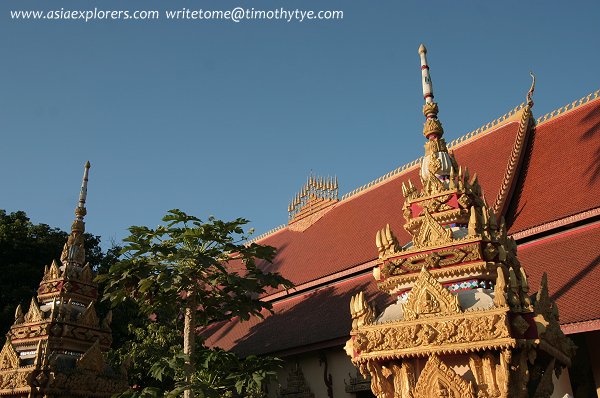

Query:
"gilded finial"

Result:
[[418, 44, 444, 138], [527, 71, 536, 108], [75, 161, 91, 222], [61, 162, 91, 267]]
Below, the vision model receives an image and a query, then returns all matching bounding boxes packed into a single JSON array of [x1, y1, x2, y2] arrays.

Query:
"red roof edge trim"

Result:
[[492, 107, 533, 218], [511, 207, 600, 241], [273, 337, 348, 358], [561, 318, 600, 335], [514, 212, 600, 248], [261, 259, 378, 303]]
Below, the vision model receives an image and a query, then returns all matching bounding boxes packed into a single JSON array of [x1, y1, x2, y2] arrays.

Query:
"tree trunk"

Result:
[[183, 295, 196, 398]]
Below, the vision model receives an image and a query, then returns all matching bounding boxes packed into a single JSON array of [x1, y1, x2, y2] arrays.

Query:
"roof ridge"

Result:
[[246, 224, 286, 244], [492, 105, 533, 217], [536, 89, 600, 125]]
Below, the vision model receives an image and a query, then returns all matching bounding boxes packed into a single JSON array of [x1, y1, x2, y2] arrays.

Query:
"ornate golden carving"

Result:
[[367, 361, 394, 398], [81, 263, 94, 284], [289, 175, 339, 226], [14, 304, 24, 325], [381, 243, 482, 278], [350, 292, 376, 330], [423, 102, 439, 119], [392, 361, 416, 398], [0, 368, 30, 391], [0, 341, 19, 370], [24, 297, 44, 323], [79, 302, 100, 328], [414, 356, 474, 398], [353, 309, 513, 359], [376, 224, 401, 258], [413, 209, 452, 248], [349, 46, 575, 398], [402, 268, 460, 320], [533, 273, 576, 365], [77, 340, 106, 373], [423, 118, 444, 138], [493, 267, 508, 307], [44, 259, 61, 281]]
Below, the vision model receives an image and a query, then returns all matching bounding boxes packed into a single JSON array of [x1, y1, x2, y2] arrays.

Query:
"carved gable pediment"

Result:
[[24, 297, 44, 323], [414, 209, 452, 248], [78, 302, 100, 328], [77, 340, 105, 373], [0, 341, 19, 370], [414, 356, 474, 398], [402, 268, 460, 321]]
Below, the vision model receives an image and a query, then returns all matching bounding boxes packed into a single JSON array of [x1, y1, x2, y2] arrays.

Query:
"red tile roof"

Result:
[[206, 222, 600, 355], [507, 98, 600, 234], [203, 274, 386, 356], [258, 119, 523, 290], [518, 222, 600, 326], [207, 95, 600, 355]]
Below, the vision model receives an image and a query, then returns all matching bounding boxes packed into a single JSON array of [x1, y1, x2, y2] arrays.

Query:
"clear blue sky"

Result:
[[1, 0, 599, 249]]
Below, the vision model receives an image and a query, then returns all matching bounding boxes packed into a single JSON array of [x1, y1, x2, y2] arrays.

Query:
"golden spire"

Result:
[[60, 161, 91, 267], [418, 44, 444, 139]]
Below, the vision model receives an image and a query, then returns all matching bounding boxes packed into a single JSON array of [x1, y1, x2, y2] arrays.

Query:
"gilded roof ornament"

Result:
[[348, 45, 574, 398], [288, 174, 339, 227], [60, 161, 91, 267], [418, 44, 444, 139], [527, 71, 536, 108]]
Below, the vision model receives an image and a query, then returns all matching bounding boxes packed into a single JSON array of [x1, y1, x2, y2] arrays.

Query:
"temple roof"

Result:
[[205, 91, 600, 356], [506, 96, 600, 236], [257, 112, 526, 290]]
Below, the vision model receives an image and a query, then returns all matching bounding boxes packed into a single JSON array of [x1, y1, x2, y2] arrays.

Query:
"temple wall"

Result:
[[586, 330, 600, 398], [270, 339, 583, 398], [271, 346, 365, 398]]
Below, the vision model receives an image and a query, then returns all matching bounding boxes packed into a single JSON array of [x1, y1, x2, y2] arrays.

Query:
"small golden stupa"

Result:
[[346, 45, 575, 398], [0, 162, 127, 397]]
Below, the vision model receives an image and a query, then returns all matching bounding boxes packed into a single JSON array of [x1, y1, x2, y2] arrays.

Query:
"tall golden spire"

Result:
[[418, 44, 444, 139], [60, 161, 91, 267]]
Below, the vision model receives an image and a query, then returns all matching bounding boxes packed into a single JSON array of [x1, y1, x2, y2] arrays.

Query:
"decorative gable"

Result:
[[402, 267, 460, 321]]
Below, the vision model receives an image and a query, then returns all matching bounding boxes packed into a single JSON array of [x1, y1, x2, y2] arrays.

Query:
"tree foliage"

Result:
[[99, 210, 292, 397]]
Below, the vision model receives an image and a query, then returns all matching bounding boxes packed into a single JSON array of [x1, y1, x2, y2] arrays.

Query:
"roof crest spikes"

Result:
[[536, 88, 600, 125], [288, 173, 339, 227]]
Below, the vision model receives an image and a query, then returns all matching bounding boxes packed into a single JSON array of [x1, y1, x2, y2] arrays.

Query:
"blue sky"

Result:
[[1, 0, 599, 248]]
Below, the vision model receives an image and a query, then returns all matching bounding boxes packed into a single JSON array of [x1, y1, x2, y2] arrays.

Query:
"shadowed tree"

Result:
[[99, 209, 292, 398]]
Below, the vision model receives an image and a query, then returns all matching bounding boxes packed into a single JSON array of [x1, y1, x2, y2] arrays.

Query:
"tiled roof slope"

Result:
[[259, 119, 524, 289], [203, 274, 386, 357], [206, 222, 600, 356], [518, 222, 600, 326], [507, 97, 600, 234]]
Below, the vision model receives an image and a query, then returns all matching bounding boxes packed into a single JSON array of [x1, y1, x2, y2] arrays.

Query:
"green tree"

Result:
[[99, 210, 292, 398], [0, 209, 106, 345]]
